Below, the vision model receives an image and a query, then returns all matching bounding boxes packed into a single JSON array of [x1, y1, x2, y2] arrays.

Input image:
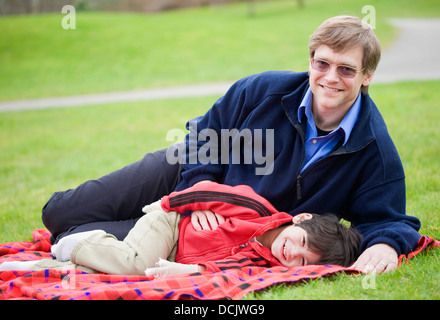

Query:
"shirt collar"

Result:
[[297, 87, 362, 146], [297, 87, 313, 124]]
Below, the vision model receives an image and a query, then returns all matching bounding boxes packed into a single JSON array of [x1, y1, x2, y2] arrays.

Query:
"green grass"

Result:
[[1, 0, 439, 300], [1, 81, 439, 299], [2, 0, 440, 100], [0, 96, 212, 241]]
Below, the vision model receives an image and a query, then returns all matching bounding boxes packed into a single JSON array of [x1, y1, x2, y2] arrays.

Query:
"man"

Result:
[[42, 16, 421, 274]]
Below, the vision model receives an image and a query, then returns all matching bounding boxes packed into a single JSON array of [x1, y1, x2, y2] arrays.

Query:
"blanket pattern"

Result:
[[0, 229, 438, 300]]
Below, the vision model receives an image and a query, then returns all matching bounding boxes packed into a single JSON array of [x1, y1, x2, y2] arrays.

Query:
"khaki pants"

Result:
[[33, 200, 182, 275]]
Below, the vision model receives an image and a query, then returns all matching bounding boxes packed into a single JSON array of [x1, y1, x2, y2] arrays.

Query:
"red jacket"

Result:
[[160, 182, 294, 272]]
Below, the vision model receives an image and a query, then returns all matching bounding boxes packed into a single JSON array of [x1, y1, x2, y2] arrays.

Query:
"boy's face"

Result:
[[271, 222, 321, 267]]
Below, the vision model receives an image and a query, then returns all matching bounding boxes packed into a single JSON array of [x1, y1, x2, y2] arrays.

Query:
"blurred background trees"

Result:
[[1, 0, 304, 15]]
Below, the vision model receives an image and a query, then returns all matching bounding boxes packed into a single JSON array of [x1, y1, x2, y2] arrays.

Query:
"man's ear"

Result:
[[362, 71, 374, 87], [292, 213, 313, 225]]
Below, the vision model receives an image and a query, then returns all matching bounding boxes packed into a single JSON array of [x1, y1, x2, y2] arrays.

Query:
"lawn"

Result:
[[1, 0, 440, 100], [1, 81, 439, 299], [0, 0, 439, 299]]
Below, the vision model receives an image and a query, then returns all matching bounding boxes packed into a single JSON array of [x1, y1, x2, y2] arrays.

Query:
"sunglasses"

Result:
[[310, 58, 364, 79]]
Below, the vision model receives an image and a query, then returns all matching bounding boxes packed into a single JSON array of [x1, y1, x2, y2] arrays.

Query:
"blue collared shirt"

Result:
[[297, 88, 362, 172]]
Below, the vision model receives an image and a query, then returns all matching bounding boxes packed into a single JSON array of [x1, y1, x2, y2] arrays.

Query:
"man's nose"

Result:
[[324, 66, 340, 82]]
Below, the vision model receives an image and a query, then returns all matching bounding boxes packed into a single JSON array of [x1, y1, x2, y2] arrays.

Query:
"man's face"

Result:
[[309, 45, 374, 129]]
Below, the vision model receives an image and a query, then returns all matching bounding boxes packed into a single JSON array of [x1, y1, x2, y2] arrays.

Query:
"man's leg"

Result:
[[42, 145, 183, 243]]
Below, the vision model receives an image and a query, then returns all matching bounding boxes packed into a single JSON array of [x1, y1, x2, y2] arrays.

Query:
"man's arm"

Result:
[[348, 173, 420, 273]]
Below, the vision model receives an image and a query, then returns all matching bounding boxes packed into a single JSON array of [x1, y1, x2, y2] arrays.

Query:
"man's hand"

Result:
[[191, 209, 226, 231], [351, 243, 398, 274]]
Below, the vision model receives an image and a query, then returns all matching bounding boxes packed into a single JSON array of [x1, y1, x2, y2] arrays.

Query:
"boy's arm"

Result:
[[144, 258, 202, 277], [144, 251, 272, 278], [161, 181, 279, 219]]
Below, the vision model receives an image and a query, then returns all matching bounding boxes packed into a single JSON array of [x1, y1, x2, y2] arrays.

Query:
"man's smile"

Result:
[[319, 84, 343, 92]]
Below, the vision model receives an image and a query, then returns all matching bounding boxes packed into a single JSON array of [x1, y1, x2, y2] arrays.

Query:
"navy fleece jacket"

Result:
[[176, 71, 421, 255]]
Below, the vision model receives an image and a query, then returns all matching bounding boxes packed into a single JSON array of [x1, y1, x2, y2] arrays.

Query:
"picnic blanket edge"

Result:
[[0, 229, 438, 300]]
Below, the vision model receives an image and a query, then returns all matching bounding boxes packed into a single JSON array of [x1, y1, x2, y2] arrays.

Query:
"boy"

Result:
[[1, 182, 362, 276]]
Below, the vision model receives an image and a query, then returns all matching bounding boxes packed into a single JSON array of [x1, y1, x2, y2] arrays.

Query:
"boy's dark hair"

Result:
[[296, 214, 363, 267]]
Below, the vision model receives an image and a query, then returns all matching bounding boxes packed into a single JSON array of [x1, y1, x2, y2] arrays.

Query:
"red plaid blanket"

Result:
[[0, 229, 438, 300]]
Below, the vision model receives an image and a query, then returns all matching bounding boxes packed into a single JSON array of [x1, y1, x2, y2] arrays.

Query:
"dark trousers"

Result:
[[42, 147, 183, 243]]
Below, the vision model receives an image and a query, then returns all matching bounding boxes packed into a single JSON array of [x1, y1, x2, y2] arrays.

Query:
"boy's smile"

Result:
[[256, 213, 321, 267], [271, 225, 321, 267]]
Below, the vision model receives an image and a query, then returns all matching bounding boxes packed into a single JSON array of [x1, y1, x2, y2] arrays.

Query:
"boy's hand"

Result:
[[191, 210, 226, 231], [351, 243, 398, 273], [144, 258, 202, 277], [190, 180, 226, 231]]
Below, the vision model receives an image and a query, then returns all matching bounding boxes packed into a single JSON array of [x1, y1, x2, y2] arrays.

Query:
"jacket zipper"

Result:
[[296, 175, 302, 200], [282, 94, 375, 202], [293, 122, 306, 200], [295, 140, 374, 200]]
